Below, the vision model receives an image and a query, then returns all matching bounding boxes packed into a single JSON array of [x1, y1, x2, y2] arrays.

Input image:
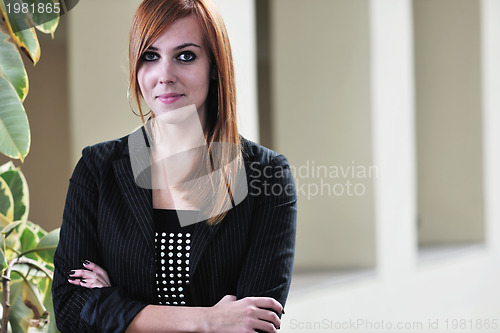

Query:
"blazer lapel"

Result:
[[190, 219, 223, 278], [113, 155, 155, 253]]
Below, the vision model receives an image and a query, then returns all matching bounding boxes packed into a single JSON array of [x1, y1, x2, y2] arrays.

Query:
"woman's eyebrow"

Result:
[[146, 43, 201, 52], [174, 42, 201, 50]]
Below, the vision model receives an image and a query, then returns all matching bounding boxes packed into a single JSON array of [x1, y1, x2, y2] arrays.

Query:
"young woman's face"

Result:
[[137, 15, 211, 124]]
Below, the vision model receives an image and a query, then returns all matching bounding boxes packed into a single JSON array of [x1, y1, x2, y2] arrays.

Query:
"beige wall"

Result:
[[271, 0, 376, 269], [414, 0, 485, 244], [67, 0, 143, 165]]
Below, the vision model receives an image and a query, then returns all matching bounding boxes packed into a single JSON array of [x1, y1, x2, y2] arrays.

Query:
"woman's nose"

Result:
[[158, 61, 177, 84], [159, 77, 174, 84]]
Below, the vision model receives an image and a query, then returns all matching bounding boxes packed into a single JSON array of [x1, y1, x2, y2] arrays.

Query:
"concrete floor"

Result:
[[281, 245, 500, 333]]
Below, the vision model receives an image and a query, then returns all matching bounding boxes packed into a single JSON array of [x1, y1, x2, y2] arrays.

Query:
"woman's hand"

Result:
[[207, 295, 283, 333], [68, 260, 111, 288]]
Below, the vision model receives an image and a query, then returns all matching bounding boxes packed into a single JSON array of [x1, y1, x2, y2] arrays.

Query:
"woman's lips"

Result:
[[157, 93, 183, 104]]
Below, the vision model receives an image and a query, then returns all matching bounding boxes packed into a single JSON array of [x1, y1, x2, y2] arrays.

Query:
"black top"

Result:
[[153, 209, 196, 306]]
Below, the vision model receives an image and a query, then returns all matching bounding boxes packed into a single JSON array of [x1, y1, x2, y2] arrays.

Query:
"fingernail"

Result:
[[67, 270, 75, 276], [81, 260, 90, 266], [282, 308, 285, 315], [68, 277, 77, 281], [81, 279, 86, 283]]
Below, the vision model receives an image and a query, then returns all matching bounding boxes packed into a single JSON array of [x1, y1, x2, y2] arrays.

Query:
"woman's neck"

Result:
[[150, 106, 207, 161]]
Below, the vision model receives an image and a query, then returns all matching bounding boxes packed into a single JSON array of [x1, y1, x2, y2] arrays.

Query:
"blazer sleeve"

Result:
[[236, 154, 297, 309], [52, 147, 147, 333]]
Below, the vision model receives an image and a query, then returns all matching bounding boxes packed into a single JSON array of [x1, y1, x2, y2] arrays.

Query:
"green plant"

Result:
[[0, 1, 64, 332], [0, 162, 59, 333], [0, 0, 62, 162]]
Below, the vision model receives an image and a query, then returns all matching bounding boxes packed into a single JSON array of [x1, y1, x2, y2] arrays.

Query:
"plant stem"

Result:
[[1, 259, 15, 333], [1, 274, 9, 333]]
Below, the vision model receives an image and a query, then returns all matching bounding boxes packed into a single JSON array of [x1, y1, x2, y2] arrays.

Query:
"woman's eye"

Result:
[[141, 52, 159, 62], [177, 51, 196, 62]]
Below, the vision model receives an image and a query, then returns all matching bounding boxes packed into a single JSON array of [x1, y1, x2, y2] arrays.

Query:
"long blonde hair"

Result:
[[129, 0, 242, 224]]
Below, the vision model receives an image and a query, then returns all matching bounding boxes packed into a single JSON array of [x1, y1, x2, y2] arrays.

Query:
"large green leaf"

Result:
[[9, 273, 48, 333], [0, 176, 14, 227], [32, 228, 58, 263], [0, 213, 11, 227], [40, 278, 59, 333], [5, 227, 21, 254], [18, 221, 50, 262], [0, 75, 30, 161], [0, 24, 28, 101], [0, 168, 29, 223], [0, 0, 41, 64], [3, 220, 25, 258], [19, 222, 38, 256], [8, 279, 30, 333]]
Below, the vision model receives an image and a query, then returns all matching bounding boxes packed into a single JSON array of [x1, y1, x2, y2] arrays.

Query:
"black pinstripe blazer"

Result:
[[52, 131, 297, 332]]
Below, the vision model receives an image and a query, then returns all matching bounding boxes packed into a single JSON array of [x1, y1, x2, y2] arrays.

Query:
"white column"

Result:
[[214, 0, 259, 142], [481, 0, 500, 255], [370, 0, 416, 277]]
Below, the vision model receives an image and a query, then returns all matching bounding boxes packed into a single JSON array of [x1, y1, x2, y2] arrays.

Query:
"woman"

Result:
[[52, 0, 297, 332]]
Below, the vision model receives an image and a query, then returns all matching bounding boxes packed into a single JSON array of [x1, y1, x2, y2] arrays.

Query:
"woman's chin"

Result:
[[153, 104, 200, 125]]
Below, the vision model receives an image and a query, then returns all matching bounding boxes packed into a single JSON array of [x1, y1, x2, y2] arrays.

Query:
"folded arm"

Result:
[[52, 148, 147, 332]]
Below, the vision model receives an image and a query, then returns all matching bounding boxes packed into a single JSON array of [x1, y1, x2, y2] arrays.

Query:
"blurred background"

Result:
[[1, 0, 499, 332]]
